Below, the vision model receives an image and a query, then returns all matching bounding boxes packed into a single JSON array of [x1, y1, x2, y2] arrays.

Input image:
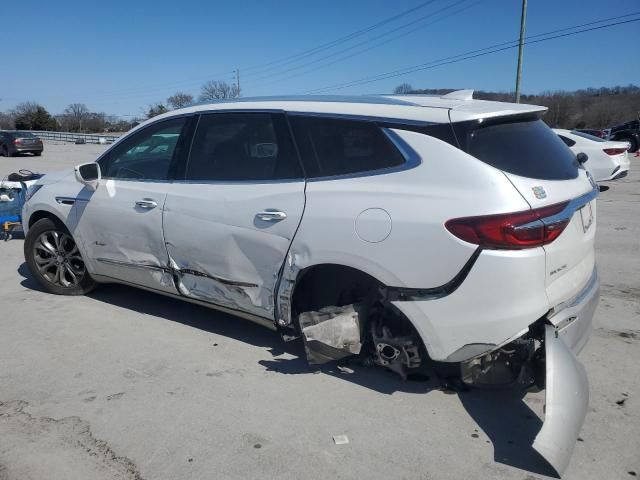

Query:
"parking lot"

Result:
[[0, 142, 638, 480]]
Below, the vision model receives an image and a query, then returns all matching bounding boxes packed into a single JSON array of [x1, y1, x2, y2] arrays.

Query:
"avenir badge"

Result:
[[532, 186, 547, 199]]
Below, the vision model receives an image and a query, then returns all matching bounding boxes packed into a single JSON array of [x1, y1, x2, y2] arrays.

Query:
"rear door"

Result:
[[162, 112, 306, 319], [461, 116, 597, 307]]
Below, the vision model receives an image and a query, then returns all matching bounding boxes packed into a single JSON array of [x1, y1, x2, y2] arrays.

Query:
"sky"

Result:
[[2, 0, 639, 118]]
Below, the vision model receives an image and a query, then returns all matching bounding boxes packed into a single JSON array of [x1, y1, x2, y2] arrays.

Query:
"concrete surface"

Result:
[[0, 144, 638, 480]]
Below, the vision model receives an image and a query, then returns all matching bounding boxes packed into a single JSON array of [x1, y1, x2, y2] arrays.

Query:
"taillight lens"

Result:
[[13, 138, 21, 144], [603, 148, 627, 155], [445, 202, 570, 250]]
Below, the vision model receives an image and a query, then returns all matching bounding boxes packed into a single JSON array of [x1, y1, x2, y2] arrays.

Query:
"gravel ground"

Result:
[[0, 143, 638, 480]]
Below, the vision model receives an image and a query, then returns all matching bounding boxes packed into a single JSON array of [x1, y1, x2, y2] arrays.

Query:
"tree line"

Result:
[[394, 83, 640, 129], [0, 79, 241, 133], [3, 81, 637, 133]]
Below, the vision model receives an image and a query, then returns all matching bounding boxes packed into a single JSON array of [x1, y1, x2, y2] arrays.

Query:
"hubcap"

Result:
[[33, 230, 85, 287]]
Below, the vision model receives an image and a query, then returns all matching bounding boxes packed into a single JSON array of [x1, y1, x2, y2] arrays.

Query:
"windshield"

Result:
[[467, 118, 579, 180]]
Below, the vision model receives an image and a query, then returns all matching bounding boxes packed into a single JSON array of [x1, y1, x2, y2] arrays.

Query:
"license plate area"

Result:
[[579, 202, 593, 233]]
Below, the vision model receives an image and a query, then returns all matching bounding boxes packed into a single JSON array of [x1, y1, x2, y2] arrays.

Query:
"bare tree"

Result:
[[0, 111, 15, 129], [167, 92, 194, 109], [147, 103, 168, 119], [394, 83, 413, 94], [199, 80, 239, 102], [64, 103, 89, 132]]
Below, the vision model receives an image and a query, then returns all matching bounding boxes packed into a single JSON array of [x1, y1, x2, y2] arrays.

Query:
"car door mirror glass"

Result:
[[74, 162, 101, 190]]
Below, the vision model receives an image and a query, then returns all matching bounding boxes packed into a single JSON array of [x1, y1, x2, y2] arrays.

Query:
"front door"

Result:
[[162, 112, 306, 319], [72, 116, 190, 292]]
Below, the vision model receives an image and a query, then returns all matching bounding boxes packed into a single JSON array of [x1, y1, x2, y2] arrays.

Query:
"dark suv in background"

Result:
[[608, 119, 640, 152], [0, 131, 44, 156]]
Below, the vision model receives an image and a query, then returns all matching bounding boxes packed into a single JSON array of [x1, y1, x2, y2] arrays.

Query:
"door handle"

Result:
[[135, 199, 157, 209], [256, 210, 287, 221]]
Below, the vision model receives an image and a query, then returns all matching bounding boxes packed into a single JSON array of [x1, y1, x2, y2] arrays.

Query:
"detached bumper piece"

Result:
[[461, 268, 598, 476], [532, 324, 589, 476]]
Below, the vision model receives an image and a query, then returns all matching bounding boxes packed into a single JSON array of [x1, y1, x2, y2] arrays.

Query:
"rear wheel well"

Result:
[[290, 263, 429, 375], [291, 264, 382, 320]]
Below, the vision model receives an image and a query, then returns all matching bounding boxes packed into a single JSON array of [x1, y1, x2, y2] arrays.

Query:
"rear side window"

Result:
[[185, 113, 302, 181], [466, 119, 578, 180], [290, 116, 406, 178]]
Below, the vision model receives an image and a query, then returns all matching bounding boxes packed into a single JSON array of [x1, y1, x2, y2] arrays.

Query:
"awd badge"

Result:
[[532, 186, 547, 199]]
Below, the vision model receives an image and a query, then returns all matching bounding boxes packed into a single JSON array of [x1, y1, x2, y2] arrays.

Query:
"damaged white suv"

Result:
[[22, 92, 599, 475]]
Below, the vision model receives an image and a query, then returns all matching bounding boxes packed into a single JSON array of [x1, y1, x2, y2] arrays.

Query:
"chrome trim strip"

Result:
[[90, 273, 277, 331], [95, 258, 259, 288], [96, 258, 166, 271], [286, 110, 436, 127], [518, 184, 599, 230]]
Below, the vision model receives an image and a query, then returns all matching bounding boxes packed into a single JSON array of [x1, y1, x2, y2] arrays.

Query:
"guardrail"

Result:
[[7, 130, 120, 144]]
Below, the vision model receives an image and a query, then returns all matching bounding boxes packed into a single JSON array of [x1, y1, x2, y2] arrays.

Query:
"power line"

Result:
[[72, 0, 442, 101], [242, 0, 481, 89], [303, 15, 640, 94], [240, 0, 440, 74], [242, 0, 477, 86]]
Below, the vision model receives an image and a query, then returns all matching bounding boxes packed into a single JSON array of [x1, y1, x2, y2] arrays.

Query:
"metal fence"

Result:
[[8, 130, 120, 144]]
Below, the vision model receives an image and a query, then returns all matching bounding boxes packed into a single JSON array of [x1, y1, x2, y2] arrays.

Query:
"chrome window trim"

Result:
[[287, 110, 437, 127]]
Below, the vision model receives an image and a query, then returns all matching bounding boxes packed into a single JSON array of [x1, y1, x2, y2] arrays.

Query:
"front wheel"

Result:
[[24, 218, 96, 295]]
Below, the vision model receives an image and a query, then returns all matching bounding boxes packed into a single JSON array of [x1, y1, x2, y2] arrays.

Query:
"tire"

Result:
[[34, 151, 42, 156], [24, 218, 96, 295]]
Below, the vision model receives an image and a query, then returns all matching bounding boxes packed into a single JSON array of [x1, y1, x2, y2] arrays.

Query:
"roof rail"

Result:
[[440, 89, 474, 101]]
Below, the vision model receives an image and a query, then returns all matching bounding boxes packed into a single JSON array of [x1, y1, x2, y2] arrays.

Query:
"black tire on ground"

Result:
[[24, 217, 97, 295], [34, 151, 42, 156]]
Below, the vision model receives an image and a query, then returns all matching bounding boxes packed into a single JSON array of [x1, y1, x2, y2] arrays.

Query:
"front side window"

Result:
[[99, 117, 187, 180], [290, 116, 406, 178], [185, 113, 301, 181]]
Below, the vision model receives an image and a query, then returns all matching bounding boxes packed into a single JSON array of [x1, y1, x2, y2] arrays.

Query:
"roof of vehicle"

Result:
[[145, 90, 547, 127]]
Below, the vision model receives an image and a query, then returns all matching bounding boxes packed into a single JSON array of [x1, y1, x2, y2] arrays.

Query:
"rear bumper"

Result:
[[14, 144, 43, 153]]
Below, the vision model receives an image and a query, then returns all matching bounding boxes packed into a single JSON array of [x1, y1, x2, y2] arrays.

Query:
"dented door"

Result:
[[162, 112, 305, 319], [73, 116, 190, 292]]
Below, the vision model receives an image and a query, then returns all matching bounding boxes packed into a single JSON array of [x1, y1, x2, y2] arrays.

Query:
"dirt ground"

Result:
[[0, 143, 638, 480]]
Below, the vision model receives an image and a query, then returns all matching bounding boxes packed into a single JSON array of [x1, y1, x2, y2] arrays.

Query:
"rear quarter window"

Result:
[[290, 116, 406, 178], [466, 118, 579, 180]]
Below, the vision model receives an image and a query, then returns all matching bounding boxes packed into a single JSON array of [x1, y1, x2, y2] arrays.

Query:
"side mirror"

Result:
[[576, 152, 589, 165], [74, 162, 101, 191]]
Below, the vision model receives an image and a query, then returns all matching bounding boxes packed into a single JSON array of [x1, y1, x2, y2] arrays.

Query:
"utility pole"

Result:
[[515, 0, 528, 103], [234, 69, 241, 97]]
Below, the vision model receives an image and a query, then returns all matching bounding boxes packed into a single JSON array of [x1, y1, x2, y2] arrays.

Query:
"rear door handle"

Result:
[[256, 210, 287, 221], [135, 199, 157, 209]]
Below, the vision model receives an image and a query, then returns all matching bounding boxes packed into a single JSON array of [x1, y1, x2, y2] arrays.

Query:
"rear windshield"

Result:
[[468, 119, 578, 180], [15, 132, 35, 138]]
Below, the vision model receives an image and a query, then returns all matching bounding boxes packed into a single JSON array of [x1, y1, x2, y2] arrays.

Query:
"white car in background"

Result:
[[555, 128, 630, 181], [21, 92, 599, 475]]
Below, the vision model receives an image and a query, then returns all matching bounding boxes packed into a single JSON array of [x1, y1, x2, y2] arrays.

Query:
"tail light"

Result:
[[445, 202, 570, 250], [13, 138, 21, 144], [603, 147, 627, 156]]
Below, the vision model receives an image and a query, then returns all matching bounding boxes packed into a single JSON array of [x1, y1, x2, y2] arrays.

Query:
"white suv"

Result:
[[22, 92, 599, 475]]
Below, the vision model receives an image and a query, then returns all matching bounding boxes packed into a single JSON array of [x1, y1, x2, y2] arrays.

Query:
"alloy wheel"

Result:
[[33, 230, 86, 288]]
